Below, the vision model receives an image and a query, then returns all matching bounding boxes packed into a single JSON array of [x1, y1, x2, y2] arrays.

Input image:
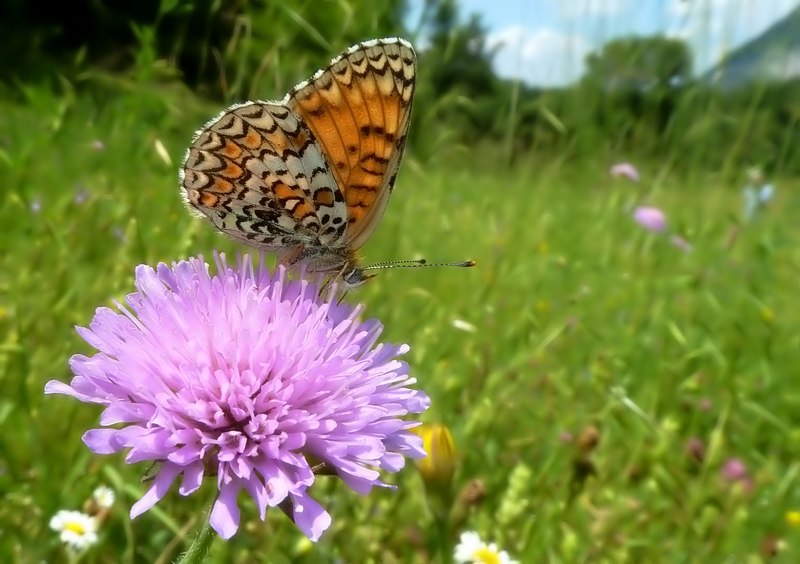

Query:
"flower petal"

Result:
[[83, 428, 123, 454], [289, 492, 331, 542], [210, 482, 241, 539], [131, 463, 182, 518]]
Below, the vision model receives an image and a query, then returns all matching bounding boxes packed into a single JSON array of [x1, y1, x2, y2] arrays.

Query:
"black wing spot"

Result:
[[362, 153, 389, 165], [255, 208, 280, 221], [350, 184, 378, 192]]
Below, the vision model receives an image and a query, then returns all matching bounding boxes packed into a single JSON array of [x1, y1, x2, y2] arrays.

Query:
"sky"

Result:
[[406, 0, 800, 86]]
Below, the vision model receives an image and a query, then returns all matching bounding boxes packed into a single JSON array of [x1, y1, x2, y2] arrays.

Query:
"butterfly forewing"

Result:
[[286, 38, 416, 249]]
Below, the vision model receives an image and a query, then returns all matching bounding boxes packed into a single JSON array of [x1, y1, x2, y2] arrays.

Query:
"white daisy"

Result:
[[454, 531, 518, 564], [92, 485, 115, 509], [49, 510, 98, 550]]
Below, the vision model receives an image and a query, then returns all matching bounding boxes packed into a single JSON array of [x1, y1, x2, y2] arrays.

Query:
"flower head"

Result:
[[610, 162, 640, 182], [454, 531, 517, 564], [685, 437, 705, 463], [785, 511, 800, 527], [92, 486, 115, 510], [49, 510, 98, 550], [633, 206, 667, 233], [414, 423, 457, 488], [45, 254, 429, 541], [721, 458, 748, 482], [720, 457, 754, 494]]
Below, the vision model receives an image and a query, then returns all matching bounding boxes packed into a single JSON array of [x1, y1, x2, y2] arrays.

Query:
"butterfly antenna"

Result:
[[362, 258, 477, 271]]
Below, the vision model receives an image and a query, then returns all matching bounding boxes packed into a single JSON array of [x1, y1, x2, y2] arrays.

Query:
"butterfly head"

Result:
[[341, 267, 377, 288]]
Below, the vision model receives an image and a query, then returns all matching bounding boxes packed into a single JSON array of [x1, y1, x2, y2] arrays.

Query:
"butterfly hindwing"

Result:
[[181, 101, 348, 249]]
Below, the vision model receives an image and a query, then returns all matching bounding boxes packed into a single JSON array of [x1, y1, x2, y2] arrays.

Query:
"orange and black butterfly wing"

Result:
[[180, 102, 348, 255], [286, 38, 417, 250]]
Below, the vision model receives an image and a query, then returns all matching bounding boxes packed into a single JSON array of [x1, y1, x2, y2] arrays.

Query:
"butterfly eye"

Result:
[[342, 268, 375, 288]]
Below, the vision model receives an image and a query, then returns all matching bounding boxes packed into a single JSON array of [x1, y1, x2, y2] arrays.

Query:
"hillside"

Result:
[[705, 5, 800, 88]]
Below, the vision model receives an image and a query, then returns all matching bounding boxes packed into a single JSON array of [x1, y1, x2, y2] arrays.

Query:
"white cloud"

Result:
[[487, 26, 593, 86]]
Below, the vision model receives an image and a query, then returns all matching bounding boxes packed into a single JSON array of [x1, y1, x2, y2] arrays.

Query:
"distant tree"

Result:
[[410, 0, 499, 152], [579, 36, 693, 148], [582, 36, 693, 91], [420, 0, 497, 100]]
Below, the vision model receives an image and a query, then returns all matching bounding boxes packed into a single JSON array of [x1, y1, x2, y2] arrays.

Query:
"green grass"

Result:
[[3, 78, 800, 563]]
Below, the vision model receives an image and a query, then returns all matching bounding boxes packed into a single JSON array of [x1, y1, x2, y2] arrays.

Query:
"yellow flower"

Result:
[[414, 423, 457, 488], [785, 511, 800, 527]]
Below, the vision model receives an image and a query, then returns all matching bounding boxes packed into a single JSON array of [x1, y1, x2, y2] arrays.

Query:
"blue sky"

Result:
[[406, 0, 800, 86]]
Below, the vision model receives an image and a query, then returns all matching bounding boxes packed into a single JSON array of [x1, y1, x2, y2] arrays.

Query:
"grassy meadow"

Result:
[[3, 33, 800, 564]]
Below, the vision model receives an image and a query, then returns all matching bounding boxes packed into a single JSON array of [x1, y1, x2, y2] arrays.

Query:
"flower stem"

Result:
[[174, 514, 215, 564], [436, 513, 452, 564]]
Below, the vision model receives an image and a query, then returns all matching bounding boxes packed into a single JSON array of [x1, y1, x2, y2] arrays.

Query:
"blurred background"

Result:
[[2, 0, 799, 169], [2, 0, 800, 562]]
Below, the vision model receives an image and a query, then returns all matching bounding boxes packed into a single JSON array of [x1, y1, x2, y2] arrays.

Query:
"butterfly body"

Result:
[[180, 38, 416, 286]]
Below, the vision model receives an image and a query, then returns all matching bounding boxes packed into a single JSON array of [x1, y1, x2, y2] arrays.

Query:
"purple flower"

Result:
[[720, 457, 754, 493], [633, 206, 667, 233], [610, 162, 640, 182], [45, 254, 429, 541], [721, 458, 748, 482], [685, 437, 705, 463]]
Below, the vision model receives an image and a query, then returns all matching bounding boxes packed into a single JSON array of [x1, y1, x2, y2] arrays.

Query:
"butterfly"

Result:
[[180, 37, 472, 288]]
